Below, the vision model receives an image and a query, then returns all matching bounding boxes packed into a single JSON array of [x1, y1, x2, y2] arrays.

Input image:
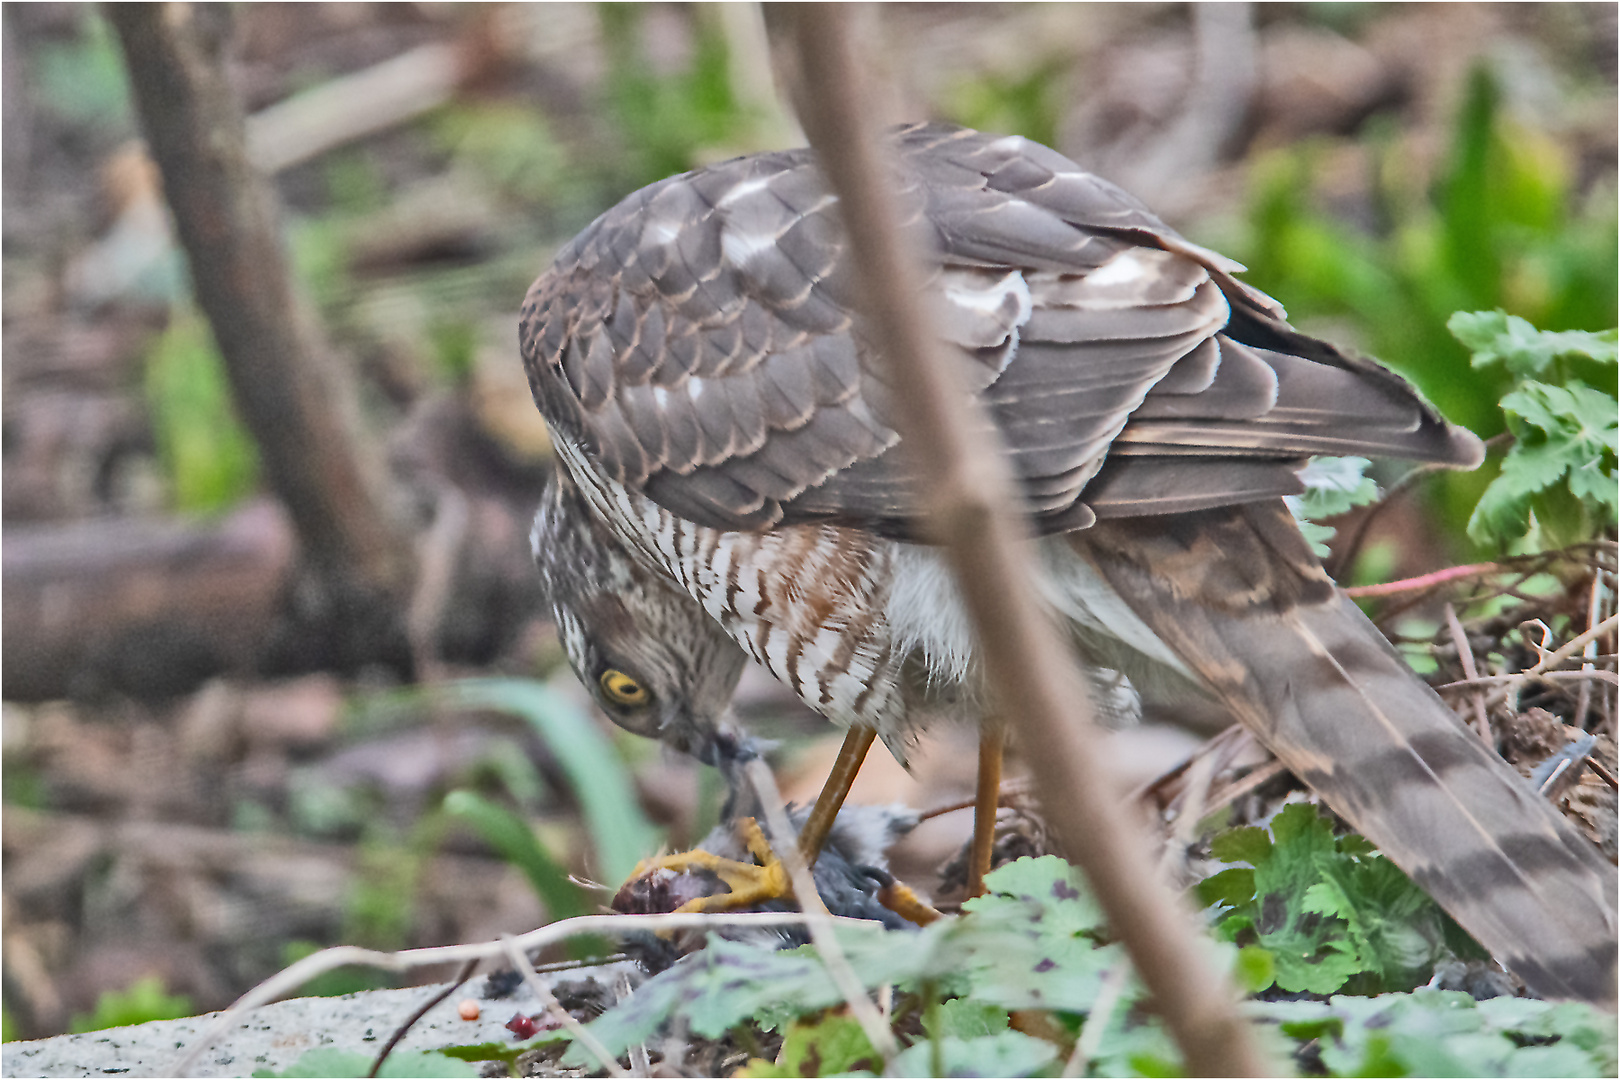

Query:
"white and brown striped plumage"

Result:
[[525, 123, 1616, 1004]]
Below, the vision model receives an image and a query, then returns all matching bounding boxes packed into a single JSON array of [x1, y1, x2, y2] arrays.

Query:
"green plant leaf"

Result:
[[1450, 310, 1618, 378], [736, 1014, 879, 1078], [1468, 378, 1618, 544], [144, 310, 260, 515], [1260, 991, 1617, 1078], [1200, 804, 1448, 995], [69, 976, 193, 1033], [886, 1030, 1058, 1078], [447, 679, 660, 883], [253, 1048, 478, 1078], [1287, 456, 1379, 557], [926, 998, 1010, 1041]]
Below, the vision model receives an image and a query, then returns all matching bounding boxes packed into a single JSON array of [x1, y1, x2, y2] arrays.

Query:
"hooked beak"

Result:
[[693, 720, 750, 767]]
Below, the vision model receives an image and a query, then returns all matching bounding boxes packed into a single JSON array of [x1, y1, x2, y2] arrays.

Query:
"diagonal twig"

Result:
[[367, 958, 478, 1079], [1444, 603, 1493, 744], [775, 7, 1271, 1074]]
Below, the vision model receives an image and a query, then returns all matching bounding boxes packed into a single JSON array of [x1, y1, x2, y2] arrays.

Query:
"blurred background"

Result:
[[2, 2, 1614, 1042]]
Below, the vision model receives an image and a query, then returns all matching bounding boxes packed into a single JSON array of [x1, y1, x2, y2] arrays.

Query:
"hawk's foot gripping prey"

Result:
[[527, 122, 1616, 1004], [623, 816, 790, 916]]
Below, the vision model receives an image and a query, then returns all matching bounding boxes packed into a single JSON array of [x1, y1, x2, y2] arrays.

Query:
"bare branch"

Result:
[[774, 6, 1272, 1075], [104, 3, 413, 666]]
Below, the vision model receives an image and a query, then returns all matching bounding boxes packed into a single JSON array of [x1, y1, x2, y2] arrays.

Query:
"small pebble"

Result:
[[457, 998, 481, 1021]]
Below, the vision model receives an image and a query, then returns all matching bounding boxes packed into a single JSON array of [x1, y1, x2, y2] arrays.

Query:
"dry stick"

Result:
[[1343, 563, 1505, 599], [1482, 614, 1620, 709], [1575, 571, 1606, 726], [105, 5, 412, 666], [777, 8, 1271, 1075], [742, 758, 900, 1061], [1436, 670, 1620, 691], [367, 958, 478, 1079], [498, 934, 628, 1079], [1444, 603, 1493, 744], [170, 910, 838, 1075]]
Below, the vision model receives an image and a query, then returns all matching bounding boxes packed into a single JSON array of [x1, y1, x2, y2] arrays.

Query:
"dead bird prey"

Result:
[[610, 735, 924, 971]]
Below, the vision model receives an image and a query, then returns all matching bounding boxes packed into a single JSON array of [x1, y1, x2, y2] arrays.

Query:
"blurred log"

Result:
[[103, 4, 414, 674], [2, 501, 296, 701]]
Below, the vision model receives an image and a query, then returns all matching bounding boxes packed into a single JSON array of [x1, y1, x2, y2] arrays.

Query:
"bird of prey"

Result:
[[524, 122, 1616, 1005]]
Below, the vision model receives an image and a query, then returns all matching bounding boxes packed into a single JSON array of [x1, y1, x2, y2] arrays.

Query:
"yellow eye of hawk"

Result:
[[599, 669, 650, 707]]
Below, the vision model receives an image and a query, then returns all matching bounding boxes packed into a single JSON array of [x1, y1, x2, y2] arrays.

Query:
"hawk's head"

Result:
[[532, 469, 749, 765]]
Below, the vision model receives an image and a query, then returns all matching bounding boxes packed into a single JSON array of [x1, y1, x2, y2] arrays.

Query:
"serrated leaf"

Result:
[[1449, 310, 1617, 377], [964, 855, 1105, 936], [1274, 989, 1618, 1079], [1468, 379, 1618, 544], [886, 1030, 1058, 1078], [737, 1014, 879, 1078], [1210, 824, 1272, 866], [926, 997, 1010, 1041]]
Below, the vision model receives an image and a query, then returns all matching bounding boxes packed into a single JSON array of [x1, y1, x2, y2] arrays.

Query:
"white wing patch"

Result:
[[721, 226, 779, 267]]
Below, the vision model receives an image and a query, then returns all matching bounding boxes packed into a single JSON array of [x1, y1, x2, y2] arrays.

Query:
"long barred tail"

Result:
[[1077, 500, 1618, 1007]]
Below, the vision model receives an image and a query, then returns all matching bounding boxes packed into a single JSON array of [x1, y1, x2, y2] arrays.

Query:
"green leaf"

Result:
[[963, 855, 1106, 937], [1200, 804, 1448, 996], [736, 1014, 879, 1078], [1259, 990, 1618, 1079], [447, 679, 660, 883], [144, 311, 260, 515], [253, 1048, 478, 1078], [1468, 378, 1618, 544], [69, 976, 193, 1033], [886, 1030, 1058, 1079], [1449, 310, 1618, 378], [926, 998, 1010, 1041]]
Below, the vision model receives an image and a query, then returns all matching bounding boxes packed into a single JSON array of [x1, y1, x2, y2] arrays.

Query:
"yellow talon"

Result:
[[628, 817, 792, 913]]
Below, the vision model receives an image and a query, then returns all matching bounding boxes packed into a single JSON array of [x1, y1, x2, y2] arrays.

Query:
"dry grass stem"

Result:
[[1444, 602, 1493, 742]]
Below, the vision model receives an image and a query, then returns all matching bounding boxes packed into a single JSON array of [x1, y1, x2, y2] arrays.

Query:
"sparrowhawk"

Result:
[[524, 122, 1616, 1004]]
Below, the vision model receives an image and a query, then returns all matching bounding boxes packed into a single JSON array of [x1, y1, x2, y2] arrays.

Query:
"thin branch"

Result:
[[367, 958, 478, 1079], [104, 4, 412, 666], [171, 909, 844, 1075], [1343, 563, 1505, 599], [775, 7, 1272, 1075], [1436, 670, 1620, 692], [1444, 603, 1493, 744], [1482, 614, 1620, 708]]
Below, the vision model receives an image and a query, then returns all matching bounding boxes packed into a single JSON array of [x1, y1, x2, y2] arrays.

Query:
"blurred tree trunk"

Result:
[[103, 3, 414, 675]]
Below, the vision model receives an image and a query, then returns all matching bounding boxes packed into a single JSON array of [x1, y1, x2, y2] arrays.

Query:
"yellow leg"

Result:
[[630, 817, 791, 913], [797, 725, 877, 864], [968, 718, 1005, 898]]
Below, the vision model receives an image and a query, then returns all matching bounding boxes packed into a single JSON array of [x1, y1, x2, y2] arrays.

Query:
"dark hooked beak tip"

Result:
[[695, 722, 758, 767]]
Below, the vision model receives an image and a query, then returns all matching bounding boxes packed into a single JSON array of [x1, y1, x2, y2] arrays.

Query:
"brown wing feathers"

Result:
[[1076, 503, 1618, 1006]]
